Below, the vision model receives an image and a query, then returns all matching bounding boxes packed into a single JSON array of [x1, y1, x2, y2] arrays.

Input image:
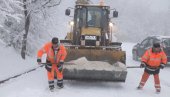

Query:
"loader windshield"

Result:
[[87, 7, 102, 27], [77, 6, 107, 28]]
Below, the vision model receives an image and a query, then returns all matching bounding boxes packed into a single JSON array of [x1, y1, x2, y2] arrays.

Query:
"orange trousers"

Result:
[[139, 71, 160, 90], [47, 64, 63, 81]]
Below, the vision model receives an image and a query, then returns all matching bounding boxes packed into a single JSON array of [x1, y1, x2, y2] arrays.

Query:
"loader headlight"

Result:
[[109, 22, 113, 28], [69, 21, 74, 26]]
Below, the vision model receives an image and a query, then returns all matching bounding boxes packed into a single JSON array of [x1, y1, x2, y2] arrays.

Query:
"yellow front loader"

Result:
[[61, 2, 127, 82]]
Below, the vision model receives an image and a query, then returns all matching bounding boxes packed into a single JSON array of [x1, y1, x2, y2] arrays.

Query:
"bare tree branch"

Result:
[[41, 0, 52, 8], [47, 0, 62, 8], [41, 0, 61, 8]]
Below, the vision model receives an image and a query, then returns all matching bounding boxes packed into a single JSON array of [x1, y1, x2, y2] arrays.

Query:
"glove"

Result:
[[140, 62, 146, 68], [57, 61, 64, 72], [37, 59, 41, 65], [159, 64, 165, 69]]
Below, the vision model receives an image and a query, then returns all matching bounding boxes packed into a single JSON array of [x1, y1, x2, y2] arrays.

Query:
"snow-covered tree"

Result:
[[0, 0, 63, 59], [21, 0, 62, 59], [0, 0, 23, 25], [0, 0, 23, 49]]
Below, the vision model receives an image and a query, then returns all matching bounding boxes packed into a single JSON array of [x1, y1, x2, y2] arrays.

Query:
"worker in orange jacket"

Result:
[[137, 42, 167, 93], [37, 37, 67, 91]]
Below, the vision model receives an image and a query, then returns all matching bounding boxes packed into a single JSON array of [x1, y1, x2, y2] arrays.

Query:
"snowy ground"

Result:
[[0, 41, 170, 97]]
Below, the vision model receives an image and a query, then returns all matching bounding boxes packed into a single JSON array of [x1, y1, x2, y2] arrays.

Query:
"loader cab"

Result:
[[74, 5, 110, 29], [65, 5, 118, 46], [83, 6, 105, 28]]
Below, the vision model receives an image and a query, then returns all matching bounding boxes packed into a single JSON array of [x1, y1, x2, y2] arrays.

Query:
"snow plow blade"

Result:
[[63, 61, 127, 82], [63, 46, 127, 82]]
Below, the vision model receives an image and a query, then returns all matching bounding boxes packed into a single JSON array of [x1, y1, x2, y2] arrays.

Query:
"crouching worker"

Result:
[[137, 42, 167, 93], [37, 37, 67, 91]]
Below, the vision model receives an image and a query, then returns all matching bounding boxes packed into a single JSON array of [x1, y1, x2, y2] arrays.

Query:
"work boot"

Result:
[[137, 85, 143, 90], [57, 79, 63, 89], [57, 82, 64, 89], [49, 85, 54, 92], [156, 89, 161, 93], [48, 80, 54, 92]]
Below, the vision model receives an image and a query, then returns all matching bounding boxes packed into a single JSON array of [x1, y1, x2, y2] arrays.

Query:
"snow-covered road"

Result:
[[0, 42, 170, 97]]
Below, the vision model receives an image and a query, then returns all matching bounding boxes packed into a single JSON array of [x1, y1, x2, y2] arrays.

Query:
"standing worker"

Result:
[[37, 37, 67, 91], [137, 42, 167, 93]]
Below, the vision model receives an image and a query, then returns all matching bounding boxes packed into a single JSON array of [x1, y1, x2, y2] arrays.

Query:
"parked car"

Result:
[[132, 36, 170, 64]]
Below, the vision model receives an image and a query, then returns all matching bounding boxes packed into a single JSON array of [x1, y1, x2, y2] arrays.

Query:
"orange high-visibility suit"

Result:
[[37, 42, 67, 86], [139, 48, 167, 92]]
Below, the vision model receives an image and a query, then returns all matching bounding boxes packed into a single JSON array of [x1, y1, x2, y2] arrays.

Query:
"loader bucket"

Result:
[[65, 46, 126, 64], [63, 46, 127, 82]]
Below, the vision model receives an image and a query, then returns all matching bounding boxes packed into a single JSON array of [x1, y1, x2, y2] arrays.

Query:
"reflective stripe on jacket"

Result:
[[37, 42, 67, 64], [141, 48, 167, 67]]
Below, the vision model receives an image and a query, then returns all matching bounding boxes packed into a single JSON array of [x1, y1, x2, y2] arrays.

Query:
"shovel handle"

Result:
[[41, 62, 76, 65], [127, 66, 141, 68]]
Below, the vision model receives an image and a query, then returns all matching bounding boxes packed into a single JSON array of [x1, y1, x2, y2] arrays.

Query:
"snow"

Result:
[[1, 0, 170, 96], [0, 0, 23, 22], [0, 42, 170, 97], [0, 40, 36, 81], [65, 57, 126, 71]]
